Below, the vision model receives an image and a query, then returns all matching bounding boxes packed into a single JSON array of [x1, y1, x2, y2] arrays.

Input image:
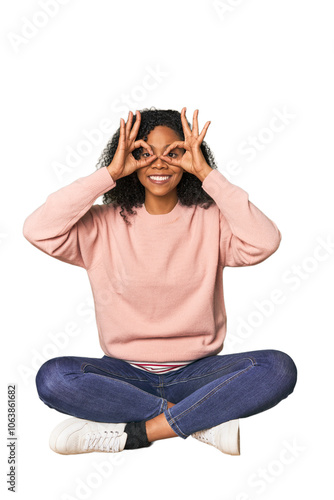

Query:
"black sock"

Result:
[[124, 420, 152, 449]]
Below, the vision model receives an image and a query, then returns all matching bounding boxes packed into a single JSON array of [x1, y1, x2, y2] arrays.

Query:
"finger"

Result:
[[118, 118, 126, 147], [136, 154, 157, 169], [161, 154, 182, 167], [139, 139, 154, 155], [129, 110, 141, 141], [181, 107, 192, 137], [125, 110, 134, 136], [198, 120, 211, 143], [192, 109, 199, 136], [162, 140, 185, 156], [133, 139, 154, 155]]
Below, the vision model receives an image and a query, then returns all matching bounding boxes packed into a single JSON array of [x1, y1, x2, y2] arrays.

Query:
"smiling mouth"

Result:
[[148, 175, 172, 180], [147, 175, 172, 184]]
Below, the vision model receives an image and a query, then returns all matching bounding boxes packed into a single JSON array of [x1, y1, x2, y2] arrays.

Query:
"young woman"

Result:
[[23, 107, 297, 456]]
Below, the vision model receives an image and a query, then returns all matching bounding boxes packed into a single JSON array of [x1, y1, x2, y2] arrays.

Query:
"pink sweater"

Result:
[[23, 167, 281, 362]]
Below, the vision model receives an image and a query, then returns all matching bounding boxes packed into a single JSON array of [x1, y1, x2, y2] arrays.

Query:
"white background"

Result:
[[1, 0, 333, 499]]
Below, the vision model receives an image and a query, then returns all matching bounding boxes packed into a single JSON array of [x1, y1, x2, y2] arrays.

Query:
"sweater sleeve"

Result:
[[201, 168, 282, 267], [22, 167, 116, 269]]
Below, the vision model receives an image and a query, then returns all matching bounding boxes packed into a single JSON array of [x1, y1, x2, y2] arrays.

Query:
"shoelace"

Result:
[[193, 428, 215, 444], [83, 430, 121, 452]]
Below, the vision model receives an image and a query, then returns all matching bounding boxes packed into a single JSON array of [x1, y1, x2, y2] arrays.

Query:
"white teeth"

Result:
[[149, 176, 170, 180]]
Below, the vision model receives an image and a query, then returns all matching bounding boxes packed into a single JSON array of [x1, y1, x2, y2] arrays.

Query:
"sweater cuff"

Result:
[[202, 168, 247, 200], [84, 167, 116, 194]]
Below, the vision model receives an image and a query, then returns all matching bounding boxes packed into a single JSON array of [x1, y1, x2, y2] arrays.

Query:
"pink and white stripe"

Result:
[[123, 360, 195, 374]]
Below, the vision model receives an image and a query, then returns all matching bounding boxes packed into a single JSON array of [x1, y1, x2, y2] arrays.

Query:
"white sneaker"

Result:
[[49, 417, 128, 455], [191, 419, 240, 455]]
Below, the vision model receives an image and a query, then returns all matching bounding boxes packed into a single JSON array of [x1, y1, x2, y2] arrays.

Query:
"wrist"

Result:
[[107, 166, 119, 181], [196, 165, 213, 183]]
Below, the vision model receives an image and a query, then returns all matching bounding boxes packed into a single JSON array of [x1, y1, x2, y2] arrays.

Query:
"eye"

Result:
[[141, 151, 177, 158]]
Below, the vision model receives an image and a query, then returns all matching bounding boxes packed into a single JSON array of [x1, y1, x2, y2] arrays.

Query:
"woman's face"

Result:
[[136, 126, 184, 198]]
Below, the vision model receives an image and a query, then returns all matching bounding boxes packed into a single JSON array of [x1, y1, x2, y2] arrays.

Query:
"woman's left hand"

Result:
[[162, 107, 212, 181]]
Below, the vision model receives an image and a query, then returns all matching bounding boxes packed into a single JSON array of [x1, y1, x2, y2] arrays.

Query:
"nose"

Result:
[[151, 154, 168, 168]]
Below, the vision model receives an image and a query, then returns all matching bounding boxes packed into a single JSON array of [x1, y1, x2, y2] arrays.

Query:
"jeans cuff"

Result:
[[163, 408, 188, 439]]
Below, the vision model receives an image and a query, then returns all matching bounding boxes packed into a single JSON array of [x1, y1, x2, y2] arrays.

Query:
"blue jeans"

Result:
[[36, 349, 297, 439]]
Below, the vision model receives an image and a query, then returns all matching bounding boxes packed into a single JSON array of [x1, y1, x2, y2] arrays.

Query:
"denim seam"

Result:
[[80, 362, 149, 382], [147, 399, 167, 420], [81, 357, 257, 384], [80, 364, 165, 401], [164, 409, 188, 438], [171, 362, 255, 424], [159, 375, 167, 400], [163, 356, 257, 386], [159, 399, 168, 415]]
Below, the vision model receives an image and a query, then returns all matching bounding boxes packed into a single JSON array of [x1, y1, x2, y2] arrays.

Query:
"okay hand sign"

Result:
[[107, 110, 158, 181], [162, 107, 212, 178]]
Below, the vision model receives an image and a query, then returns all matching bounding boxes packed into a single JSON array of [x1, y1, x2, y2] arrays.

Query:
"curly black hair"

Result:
[[95, 107, 218, 225]]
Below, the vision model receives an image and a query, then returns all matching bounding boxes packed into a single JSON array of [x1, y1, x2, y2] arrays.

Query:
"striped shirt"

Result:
[[123, 360, 196, 374]]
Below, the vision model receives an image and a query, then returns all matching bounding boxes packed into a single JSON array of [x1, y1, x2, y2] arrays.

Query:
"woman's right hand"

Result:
[[107, 110, 157, 181]]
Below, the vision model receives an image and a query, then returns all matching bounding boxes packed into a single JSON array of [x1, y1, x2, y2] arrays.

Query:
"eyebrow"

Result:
[[148, 144, 181, 149]]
